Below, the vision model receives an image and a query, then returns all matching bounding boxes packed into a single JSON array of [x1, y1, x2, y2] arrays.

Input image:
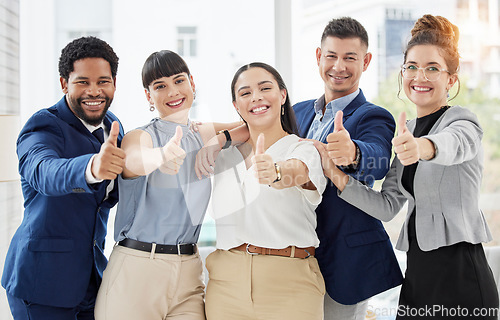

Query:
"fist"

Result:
[[159, 126, 187, 175], [326, 111, 356, 166], [91, 121, 126, 180], [252, 133, 278, 185]]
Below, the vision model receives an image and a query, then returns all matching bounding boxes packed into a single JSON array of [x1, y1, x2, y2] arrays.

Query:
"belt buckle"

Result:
[[177, 243, 182, 256], [246, 244, 259, 255], [304, 248, 311, 259]]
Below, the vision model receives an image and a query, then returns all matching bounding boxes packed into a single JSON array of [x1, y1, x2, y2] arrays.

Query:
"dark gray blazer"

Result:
[[340, 105, 492, 252]]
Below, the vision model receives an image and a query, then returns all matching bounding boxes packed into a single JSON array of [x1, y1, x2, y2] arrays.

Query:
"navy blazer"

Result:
[[293, 90, 403, 305], [1, 96, 124, 308]]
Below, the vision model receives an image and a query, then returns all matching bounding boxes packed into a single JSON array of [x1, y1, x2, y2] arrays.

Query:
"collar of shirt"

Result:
[[313, 88, 360, 116], [79, 119, 108, 141], [307, 89, 359, 141]]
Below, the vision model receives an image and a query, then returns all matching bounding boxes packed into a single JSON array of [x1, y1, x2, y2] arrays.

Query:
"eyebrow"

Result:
[[237, 80, 273, 93], [152, 74, 186, 86], [406, 60, 441, 66], [73, 75, 112, 81], [326, 50, 358, 56], [152, 80, 165, 86]]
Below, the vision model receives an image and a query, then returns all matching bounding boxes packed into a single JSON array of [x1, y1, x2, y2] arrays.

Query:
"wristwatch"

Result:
[[217, 129, 232, 149], [273, 162, 282, 183]]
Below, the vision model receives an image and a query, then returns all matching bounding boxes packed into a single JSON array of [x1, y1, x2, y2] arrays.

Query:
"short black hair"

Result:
[[231, 62, 299, 136], [58, 36, 119, 80], [142, 50, 191, 89], [321, 16, 369, 48]]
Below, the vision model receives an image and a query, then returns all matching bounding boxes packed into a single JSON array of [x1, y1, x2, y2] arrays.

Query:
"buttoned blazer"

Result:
[[340, 105, 492, 252], [293, 90, 403, 305], [1, 96, 124, 308]]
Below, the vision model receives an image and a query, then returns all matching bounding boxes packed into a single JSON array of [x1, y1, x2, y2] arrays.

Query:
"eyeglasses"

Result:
[[401, 64, 450, 82]]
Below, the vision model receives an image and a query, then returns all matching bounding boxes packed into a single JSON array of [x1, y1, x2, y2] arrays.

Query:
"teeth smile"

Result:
[[251, 106, 268, 113], [168, 99, 183, 106], [84, 101, 102, 106], [413, 86, 431, 92]]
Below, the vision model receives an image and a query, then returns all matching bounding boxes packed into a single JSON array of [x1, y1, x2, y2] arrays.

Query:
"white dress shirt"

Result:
[[211, 134, 326, 250]]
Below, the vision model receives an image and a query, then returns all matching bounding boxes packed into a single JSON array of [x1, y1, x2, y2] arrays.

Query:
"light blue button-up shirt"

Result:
[[306, 89, 359, 142]]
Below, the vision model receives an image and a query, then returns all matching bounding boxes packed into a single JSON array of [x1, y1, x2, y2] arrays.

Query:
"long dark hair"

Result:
[[142, 50, 191, 89], [230, 62, 299, 135]]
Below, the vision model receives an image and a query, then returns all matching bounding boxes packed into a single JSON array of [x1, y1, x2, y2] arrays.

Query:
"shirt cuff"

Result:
[[85, 154, 104, 184]]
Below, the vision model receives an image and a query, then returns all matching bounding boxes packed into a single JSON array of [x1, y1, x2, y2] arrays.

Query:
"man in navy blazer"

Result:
[[2, 37, 125, 320], [293, 17, 403, 319]]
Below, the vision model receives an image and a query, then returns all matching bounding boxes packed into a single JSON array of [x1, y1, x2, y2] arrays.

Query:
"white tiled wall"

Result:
[[1, 1, 20, 319]]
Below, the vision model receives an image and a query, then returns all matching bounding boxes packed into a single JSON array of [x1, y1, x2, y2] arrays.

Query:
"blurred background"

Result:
[[1, 0, 500, 319]]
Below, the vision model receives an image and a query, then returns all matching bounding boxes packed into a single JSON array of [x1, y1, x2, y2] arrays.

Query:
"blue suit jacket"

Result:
[[1, 96, 123, 308], [293, 90, 403, 305]]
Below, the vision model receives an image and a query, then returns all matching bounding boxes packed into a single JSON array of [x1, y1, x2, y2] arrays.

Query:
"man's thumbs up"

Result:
[[92, 121, 126, 180], [106, 121, 120, 147], [326, 110, 357, 166], [333, 110, 345, 132]]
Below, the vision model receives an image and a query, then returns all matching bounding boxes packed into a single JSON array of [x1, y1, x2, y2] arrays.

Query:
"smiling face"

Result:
[[316, 36, 372, 103], [145, 72, 195, 123], [60, 57, 115, 126], [403, 44, 457, 116], [232, 67, 287, 131]]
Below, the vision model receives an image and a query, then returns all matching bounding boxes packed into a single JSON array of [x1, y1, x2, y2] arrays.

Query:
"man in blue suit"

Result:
[[293, 17, 403, 319], [2, 36, 125, 320]]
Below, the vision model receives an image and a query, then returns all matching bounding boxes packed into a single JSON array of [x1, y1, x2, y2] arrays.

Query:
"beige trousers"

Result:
[[205, 249, 325, 320], [95, 245, 205, 320]]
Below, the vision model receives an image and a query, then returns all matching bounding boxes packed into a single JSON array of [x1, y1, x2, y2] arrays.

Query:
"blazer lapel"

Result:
[[341, 90, 367, 123], [56, 96, 103, 151]]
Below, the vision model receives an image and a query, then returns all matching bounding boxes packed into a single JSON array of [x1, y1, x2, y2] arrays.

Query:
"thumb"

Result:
[[255, 133, 265, 155], [171, 126, 183, 146], [398, 112, 408, 136], [106, 121, 120, 147], [334, 110, 345, 132]]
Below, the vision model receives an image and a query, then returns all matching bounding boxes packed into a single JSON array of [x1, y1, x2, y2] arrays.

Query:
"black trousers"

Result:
[[397, 213, 499, 320]]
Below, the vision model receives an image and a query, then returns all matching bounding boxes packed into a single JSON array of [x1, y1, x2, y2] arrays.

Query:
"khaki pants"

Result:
[[95, 245, 205, 320], [205, 249, 325, 320]]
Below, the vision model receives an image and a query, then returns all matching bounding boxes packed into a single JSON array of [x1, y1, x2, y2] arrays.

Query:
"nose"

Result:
[[333, 59, 345, 72], [86, 83, 102, 96], [167, 86, 180, 97], [415, 68, 427, 81], [251, 90, 263, 102]]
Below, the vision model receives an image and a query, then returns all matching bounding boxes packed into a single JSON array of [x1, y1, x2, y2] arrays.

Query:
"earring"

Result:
[[149, 104, 155, 112], [281, 105, 285, 116], [193, 90, 196, 100]]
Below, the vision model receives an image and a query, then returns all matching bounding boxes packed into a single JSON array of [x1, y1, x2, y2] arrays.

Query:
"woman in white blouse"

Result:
[[203, 62, 327, 320]]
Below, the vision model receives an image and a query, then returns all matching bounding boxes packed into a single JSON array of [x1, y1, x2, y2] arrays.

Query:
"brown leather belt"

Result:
[[232, 243, 314, 259]]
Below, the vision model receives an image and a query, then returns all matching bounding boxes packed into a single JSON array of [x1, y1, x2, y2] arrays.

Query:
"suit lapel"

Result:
[[56, 96, 103, 151], [301, 104, 317, 134], [340, 90, 367, 127]]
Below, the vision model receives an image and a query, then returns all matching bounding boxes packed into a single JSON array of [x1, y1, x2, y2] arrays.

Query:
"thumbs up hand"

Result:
[[252, 133, 278, 185], [392, 112, 419, 166], [325, 111, 357, 166], [91, 121, 126, 180], [159, 126, 187, 175]]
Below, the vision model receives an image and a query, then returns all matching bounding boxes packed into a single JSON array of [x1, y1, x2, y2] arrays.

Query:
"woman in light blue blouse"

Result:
[[95, 50, 244, 320]]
